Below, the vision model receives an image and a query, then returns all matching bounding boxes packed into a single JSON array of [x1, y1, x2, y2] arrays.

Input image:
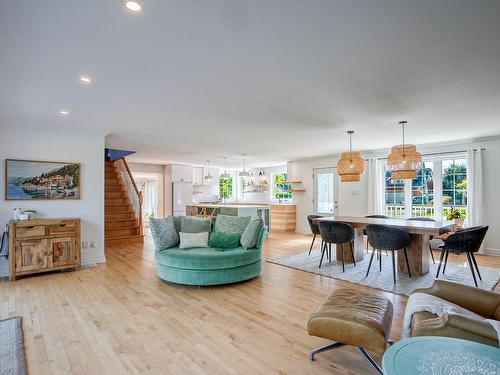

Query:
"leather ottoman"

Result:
[[307, 289, 393, 373]]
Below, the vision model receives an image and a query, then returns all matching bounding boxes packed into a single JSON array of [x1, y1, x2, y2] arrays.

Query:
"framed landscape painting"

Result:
[[5, 159, 81, 200]]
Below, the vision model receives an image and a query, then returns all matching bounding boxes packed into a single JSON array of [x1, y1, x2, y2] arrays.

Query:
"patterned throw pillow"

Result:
[[150, 217, 179, 250], [181, 216, 212, 233], [172, 216, 182, 233], [214, 215, 251, 236], [240, 217, 264, 249], [179, 232, 209, 250]]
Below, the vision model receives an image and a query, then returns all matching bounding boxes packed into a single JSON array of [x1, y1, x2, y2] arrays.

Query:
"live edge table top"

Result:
[[312, 216, 455, 236]]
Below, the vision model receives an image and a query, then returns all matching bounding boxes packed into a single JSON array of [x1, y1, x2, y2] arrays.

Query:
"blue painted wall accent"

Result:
[[105, 148, 136, 161]]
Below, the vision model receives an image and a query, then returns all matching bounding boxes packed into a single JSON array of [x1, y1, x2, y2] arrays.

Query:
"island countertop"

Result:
[[188, 203, 271, 209]]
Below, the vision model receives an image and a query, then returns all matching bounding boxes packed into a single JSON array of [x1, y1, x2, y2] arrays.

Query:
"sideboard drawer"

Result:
[[49, 222, 77, 235], [16, 225, 46, 238]]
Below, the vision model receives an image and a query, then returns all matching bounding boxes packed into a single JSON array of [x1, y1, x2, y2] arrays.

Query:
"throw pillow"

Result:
[[240, 217, 264, 249], [181, 216, 212, 233], [179, 232, 209, 250], [150, 217, 179, 250], [208, 232, 241, 249], [214, 215, 251, 235], [172, 216, 182, 233]]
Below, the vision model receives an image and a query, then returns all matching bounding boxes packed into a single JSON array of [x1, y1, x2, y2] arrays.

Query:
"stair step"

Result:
[[105, 227, 140, 238], [105, 185, 124, 192], [105, 191, 126, 198], [106, 212, 136, 220], [105, 206, 132, 213], [105, 234, 144, 242], [105, 198, 128, 205], [105, 219, 138, 229]]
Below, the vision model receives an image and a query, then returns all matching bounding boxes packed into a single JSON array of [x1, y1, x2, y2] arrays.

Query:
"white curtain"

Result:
[[367, 158, 385, 215], [467, 148, 485, 252]]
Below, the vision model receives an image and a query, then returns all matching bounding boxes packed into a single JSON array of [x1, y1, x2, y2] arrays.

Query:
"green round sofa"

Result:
[[155, 226, 268, 286]]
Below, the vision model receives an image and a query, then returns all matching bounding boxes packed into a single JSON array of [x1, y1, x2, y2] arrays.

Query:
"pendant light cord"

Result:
[[347, 130, 353, 162]]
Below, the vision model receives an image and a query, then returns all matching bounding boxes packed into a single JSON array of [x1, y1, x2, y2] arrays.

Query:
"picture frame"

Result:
[[5, 159, 81, 200]]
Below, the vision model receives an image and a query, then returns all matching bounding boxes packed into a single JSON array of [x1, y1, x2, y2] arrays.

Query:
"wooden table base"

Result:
[[397, 234, 430, 276]]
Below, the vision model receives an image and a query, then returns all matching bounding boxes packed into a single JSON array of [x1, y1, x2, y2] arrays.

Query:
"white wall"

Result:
[[289, 136, 500, 255], [0, 128, 105, 276]]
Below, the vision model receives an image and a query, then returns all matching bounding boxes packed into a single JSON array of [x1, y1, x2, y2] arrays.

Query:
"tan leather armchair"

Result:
[[409, 280, 500, 347]]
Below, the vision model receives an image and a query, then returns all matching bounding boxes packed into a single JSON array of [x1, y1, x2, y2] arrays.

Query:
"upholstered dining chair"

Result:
[[406, 217, 436, 264], [435, 226, 489, 287], [318, 221, 355, 272], [365, 224, 411, 284], [364, 215, 388, 253], [307, 215, 324, 255]]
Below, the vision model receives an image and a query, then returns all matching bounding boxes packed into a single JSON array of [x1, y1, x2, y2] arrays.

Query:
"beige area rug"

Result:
[[268, 250, 500, 296], [0, 316, 27, 375]]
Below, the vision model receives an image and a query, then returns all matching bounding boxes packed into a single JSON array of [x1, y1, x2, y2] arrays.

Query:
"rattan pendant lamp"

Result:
[[337, 130, 365, 182], [387, 121, 422, 180]]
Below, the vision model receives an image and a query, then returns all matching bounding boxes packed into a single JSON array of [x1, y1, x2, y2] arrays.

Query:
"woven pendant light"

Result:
[[337, 131, 365, 182], [387, 121, 422, 180]]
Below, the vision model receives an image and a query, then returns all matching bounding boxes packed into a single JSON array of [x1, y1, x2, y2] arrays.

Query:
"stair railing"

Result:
[[115, 158, 143, 235]]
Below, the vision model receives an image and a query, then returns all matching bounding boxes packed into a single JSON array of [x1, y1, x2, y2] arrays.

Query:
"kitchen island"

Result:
[[187, 203, 271, 230]]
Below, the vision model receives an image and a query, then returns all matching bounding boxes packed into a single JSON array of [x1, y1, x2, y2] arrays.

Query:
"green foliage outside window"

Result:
[[273, 173, 292, 200], [442, 159, 467, 219], [219, 177, 233, 199]]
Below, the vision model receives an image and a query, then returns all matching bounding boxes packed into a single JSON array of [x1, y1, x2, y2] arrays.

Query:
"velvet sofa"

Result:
[[155, 225, 268, 286]]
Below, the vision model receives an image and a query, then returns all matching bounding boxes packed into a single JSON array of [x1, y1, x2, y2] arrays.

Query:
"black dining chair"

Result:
[[364, 215, 389, 253], [365, 224, 411, 284], [318, 221, 356, 272], [406, 217, 436, 264], [307, 215, 324, 255], [435, 226, 489, 287]]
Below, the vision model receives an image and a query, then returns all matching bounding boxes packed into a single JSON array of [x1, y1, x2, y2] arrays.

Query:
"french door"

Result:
[[313, 167, 338, 215]]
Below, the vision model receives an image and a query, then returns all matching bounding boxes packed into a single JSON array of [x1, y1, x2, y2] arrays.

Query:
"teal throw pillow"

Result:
[[240, 217, 264, 249], [150, 217, 179, 250], [214, 215, 251, 235], [209, 232, 241, 249], [181, 216, 212, 233]]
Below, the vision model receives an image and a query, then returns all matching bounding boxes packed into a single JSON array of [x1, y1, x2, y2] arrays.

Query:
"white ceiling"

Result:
[[1, 0, 500, 168]]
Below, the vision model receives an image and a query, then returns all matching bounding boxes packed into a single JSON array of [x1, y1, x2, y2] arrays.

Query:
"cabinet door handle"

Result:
[[59, 224, 66, 227], [26, 226, 35, 229]]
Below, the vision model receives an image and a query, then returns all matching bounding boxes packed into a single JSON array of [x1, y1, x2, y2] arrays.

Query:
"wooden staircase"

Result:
[[105, 160, 144, 242]]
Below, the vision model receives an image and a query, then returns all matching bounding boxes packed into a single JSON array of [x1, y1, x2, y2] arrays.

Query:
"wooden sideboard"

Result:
[[8, 218, 81, 281]]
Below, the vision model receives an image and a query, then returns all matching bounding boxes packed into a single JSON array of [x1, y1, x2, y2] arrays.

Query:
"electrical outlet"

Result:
[[90, 241, 96, 248], [82, 241, 88, 249]]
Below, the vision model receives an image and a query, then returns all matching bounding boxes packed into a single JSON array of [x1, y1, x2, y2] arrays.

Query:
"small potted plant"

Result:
[[446, 207, 464, 228]]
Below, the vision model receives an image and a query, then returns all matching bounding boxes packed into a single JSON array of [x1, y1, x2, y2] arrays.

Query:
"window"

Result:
[[385, 171, 405, 218], [219, 176, 233, 199], [411, 161, 434, 218], [273, 172, 292, 201], [442, 159, 467, 220]]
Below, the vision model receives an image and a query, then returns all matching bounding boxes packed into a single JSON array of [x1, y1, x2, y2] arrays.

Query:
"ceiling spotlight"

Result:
[[125, 1, 142, 12], [79, 75, 92, 84], [59, 110, 69, 116]]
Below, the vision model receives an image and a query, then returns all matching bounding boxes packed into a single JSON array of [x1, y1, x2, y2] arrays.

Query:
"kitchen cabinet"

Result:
[[171, 164, 193, 183], [193, 167, 203, 186]]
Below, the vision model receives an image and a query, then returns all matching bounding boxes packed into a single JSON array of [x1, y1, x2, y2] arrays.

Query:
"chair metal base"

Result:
[[310, 342, 383, 374]]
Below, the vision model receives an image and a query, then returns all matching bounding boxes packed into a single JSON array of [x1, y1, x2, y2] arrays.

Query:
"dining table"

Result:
[[312, 216, 455, 276]]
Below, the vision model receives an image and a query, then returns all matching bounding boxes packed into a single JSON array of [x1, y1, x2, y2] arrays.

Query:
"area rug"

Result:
[[0, 316, 27, 375], [268, 251, 500, 296]]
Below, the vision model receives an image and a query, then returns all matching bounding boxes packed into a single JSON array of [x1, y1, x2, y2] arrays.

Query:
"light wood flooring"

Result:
[[1, 232, 499, 374]]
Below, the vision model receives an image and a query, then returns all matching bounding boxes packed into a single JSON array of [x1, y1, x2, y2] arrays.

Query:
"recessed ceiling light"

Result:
[[79, 75, 92, 84], [125, 1, 142, 12], [59, 110, 69, 116]]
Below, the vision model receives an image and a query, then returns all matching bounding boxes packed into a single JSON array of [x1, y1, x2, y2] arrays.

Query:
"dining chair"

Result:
[[435, 226, 489, 287], [406, 217, 436, 264], [365, 224, 411, 284], [364, 215, 389, 253], [307, 215, 324, 255], [318, 221, 356, 272]]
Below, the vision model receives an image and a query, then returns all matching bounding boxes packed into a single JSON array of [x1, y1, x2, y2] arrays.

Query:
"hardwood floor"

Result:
[[1, 232, 499, 374]]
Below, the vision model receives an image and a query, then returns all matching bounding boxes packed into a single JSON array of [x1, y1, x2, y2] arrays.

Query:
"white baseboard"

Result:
[[81, 254, 107, 266], [483, 248, 500, 256]]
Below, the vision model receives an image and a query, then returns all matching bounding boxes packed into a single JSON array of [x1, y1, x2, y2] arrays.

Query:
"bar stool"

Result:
[[307, 215, 324, 255], [436, 226, 489, 287], [318, 221, 356, 272], [365, 224, 411, 284], [406, 217, 436, 264]]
